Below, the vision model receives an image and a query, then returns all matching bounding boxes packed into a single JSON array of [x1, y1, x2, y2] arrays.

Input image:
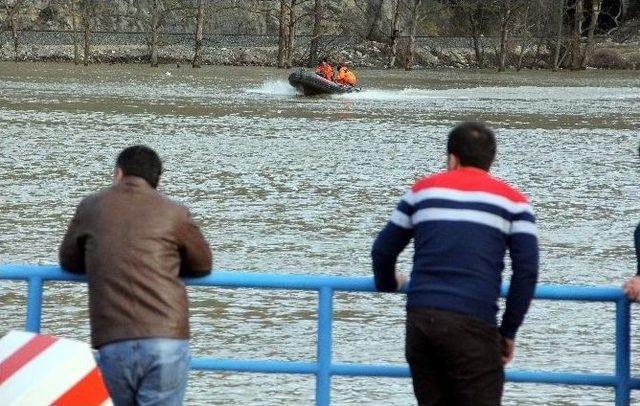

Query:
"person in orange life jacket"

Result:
[[334, 64, 357, 87], [314, 58, 334, 81]]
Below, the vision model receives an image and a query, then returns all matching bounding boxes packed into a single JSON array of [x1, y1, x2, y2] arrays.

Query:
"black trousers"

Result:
[[405, 308, 504, 406]]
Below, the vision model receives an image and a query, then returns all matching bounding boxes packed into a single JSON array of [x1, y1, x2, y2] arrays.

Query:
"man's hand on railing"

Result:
[[623, 276, 640, 302], [500, 336, 515, 365], [395, 274, 408, 291]]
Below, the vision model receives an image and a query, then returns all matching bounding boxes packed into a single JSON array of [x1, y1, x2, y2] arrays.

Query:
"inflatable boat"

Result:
[[288, 68, 359, 96]]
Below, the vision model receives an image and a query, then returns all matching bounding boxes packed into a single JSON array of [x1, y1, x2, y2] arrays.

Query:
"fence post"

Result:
[[615, 297, 631, 406], [316, 286, 333, 406], [25, 276, 44, 333]]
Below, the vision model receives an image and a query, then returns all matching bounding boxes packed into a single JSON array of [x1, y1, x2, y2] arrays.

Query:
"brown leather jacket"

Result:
[[59, 176, 212, 348]]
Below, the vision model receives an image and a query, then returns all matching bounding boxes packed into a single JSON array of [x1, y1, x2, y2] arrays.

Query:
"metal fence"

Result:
[[0, 29, 478, 49], [0, 264, 638, 405]]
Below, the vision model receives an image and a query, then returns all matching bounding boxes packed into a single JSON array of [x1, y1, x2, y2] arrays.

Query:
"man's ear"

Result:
[[113, 167, 124, 184], [447, 154, 460, 171]]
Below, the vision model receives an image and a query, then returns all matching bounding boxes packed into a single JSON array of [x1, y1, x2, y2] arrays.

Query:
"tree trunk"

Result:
[[192, 0, 204, 68], [570, 0, 584, 70], [10, 13, 18, 62], [70, 0, 79, 65], [82, 0, 90, 66], [365, 0, 385, 42], [285, 0, 297, 68], [150, 0, 159, 67], [307, 0, 323, 67], [516, 4, 530, 71], [581, 0, 602, 68], [277, 0, 289, 68], [552, 0, 565, 71], [388, 0, 402, 68], [468, 6, 484, 68], [404, 0, 421, 71], [498, 3, 512, 72]]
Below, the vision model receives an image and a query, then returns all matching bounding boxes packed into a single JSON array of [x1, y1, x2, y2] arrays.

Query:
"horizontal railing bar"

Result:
[[191, 359, 317, 374], [332, 363, 409, 377], [188, 358, 623, 387], [0, 265, 626, 301], [506, 371, 616, 387]]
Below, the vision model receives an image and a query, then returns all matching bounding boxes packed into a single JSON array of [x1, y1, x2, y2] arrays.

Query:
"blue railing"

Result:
[[0, 264, 637, 405]]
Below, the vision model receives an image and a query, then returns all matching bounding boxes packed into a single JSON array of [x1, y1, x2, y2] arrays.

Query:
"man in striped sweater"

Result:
[[372, 122, 539, 405]]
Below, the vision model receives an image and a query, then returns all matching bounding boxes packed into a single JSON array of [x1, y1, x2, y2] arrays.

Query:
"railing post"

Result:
[[25, 276, 44, 333], [316, 286, 333, 406], [615, 297, 631, 406]]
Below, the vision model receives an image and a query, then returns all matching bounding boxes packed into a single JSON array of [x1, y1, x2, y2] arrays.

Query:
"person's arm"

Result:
[[371, 192, 414, 292], [178, 208, 212, 277], [634, 223, 640, 275], [500, 215, 539, 342], [623, 224, 640, 301], [58, 203, 86, 274]]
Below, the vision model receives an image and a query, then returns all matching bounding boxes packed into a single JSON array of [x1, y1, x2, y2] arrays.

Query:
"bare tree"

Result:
[[307, 0, 323, 67], [580, 0, 603, 68], [404, 0, 421, 71], [69, 0, 80, 64], [388, 0, 402, 68], [149, 0, 161, 66], [467, 2, 485, 68], [570, 0, 584, 69], [192, 0, 204, 68], [456, 0, 487, 68], [2, 0, 26, 62], [81, 0, 93, 66], [285, 0, 297, 67], [552, 0, 566, 71], [277, 0, 289, 68], [125, 0, 192, 67], [495, 0, 513, 72], [364, 0, 385, 41]]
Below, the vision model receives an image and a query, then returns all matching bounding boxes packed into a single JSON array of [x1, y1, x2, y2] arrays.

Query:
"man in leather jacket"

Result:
[[59, 145, 212, 405]]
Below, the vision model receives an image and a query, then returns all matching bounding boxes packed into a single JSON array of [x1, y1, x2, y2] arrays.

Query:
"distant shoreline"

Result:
[[1, 31, 638, 70]]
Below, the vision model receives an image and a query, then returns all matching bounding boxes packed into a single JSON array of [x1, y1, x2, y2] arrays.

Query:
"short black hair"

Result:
[[447, 122, 496, 171], [115, 145, 162, 188]]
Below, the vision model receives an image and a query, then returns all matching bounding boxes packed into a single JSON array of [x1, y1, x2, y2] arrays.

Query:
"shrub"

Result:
[[587, 48, 631, 69]]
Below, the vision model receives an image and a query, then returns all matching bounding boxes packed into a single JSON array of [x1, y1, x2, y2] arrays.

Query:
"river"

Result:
[[1, 62, 639, 405]]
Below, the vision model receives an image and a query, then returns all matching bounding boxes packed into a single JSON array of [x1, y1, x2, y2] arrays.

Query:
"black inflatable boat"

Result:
[[288, 68, 359, 96]]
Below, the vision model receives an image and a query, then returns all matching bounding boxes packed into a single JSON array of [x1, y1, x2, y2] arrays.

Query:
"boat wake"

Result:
[[245, 80, 299, 96], [340, 86, 640, 102], [245, 81, 639, 103]]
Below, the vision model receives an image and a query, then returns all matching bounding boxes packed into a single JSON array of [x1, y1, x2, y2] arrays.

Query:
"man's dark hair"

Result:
[[447, 122, 496, 171], [116, 145, 162, 188]]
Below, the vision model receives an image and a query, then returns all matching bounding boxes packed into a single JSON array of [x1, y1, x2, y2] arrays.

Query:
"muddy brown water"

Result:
[[1, 62, 639, 405]]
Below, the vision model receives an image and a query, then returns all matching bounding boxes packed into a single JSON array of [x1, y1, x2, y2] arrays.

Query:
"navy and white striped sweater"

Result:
[[372, 167, 539, 339]]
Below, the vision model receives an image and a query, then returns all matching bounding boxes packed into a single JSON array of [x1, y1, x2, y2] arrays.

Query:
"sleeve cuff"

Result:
[[499, 321, 519, 340]]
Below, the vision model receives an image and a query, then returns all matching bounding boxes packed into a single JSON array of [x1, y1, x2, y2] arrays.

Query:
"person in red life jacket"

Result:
[[371, 122, 539, 406], [314, 58, 334, 81], [334, 64, 357, 87]]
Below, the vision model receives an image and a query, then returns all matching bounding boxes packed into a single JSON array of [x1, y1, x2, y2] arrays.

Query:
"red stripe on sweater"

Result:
[[412, 168, 528, 203]]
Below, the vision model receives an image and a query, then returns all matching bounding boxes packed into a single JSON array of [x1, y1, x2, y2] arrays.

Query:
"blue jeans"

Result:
[[98, 338, 190, 406]]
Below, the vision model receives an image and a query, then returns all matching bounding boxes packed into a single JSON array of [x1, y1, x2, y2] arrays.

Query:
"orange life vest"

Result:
[[335, 67, 357, 86], [315, 63, 333, 81]]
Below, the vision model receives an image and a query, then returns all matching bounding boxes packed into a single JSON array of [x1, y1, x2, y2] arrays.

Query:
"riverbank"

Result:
[[1, 35, 639, 70]]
